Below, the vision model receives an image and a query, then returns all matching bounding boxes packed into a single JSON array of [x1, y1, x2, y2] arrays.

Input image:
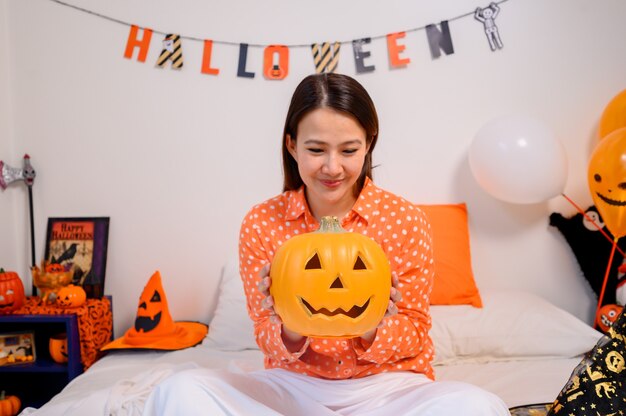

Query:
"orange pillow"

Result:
[[418, 203, 483, 308]]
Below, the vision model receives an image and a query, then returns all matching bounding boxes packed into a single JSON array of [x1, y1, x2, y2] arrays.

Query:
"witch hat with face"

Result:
[[101, 271, 207, 351]]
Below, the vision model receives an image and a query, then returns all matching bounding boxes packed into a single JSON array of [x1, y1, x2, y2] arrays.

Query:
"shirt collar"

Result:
[[285, 177, 378, 225]]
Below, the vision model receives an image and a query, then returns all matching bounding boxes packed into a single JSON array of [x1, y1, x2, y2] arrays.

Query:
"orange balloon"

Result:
[[599, 89, 626, 139], [588, 127, 626, 238]]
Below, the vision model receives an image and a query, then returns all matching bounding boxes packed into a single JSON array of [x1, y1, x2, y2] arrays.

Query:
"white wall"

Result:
[[1, 0, 625, 337]]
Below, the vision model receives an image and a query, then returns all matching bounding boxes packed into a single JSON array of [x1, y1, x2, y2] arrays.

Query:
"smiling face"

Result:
[[287, 108, 369, 220], [588, 129, 626, 238], [270, 216, 391, 338]]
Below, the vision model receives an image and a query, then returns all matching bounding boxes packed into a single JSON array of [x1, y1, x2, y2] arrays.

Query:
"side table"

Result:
[[0, 296, 112, 409]]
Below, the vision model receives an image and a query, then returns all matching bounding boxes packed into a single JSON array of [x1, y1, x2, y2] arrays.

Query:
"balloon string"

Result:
[[594, 237, 619, 329], [560, 193, 626, 258]]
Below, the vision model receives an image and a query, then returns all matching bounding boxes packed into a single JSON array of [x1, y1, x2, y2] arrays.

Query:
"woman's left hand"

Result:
[[360, 272, 402, 344]]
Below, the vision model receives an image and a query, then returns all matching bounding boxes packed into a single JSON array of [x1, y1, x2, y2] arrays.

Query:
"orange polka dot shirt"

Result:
[[239, 177, 435, 380]]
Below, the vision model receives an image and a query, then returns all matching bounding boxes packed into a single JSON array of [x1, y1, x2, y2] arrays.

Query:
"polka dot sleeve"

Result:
[[353, 207, 435, 365], [238, 205, 309, 363]]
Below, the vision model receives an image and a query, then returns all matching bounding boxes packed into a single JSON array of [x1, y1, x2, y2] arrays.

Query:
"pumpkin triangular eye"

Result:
[[150, 290, 162, 302], [305, 252, 322, 270], [353, 255, 367, 270]]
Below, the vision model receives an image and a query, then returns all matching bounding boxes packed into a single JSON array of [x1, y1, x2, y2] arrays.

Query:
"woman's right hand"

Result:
[[257, 264, 306, 350]]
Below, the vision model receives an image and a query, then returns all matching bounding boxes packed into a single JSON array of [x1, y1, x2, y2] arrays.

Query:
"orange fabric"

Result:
[[418, 203, 482, 307], [14, 297, 112, 370], [239, 178, 435, 380]]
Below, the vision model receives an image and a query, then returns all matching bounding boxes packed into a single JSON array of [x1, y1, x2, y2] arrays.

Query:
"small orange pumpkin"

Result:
[[49, 333, 68, 364], [0, 269, 25, 314], [56, 284, 87, 308], [270, 216, 391, 338], [0, 391, 21, 416]]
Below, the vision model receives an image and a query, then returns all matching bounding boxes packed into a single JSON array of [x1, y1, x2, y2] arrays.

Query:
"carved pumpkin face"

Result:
[[588, 128, 626, 239], [49, 333, 68, 363], [0, 269, 25, 314], [270, 216, 391, 338], [126, 271, 177, 340], [56, 285, 87, 308], [596, 304, 623, 333]]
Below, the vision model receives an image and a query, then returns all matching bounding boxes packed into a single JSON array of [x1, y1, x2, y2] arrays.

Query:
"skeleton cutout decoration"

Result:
[[475, 3, 503, 51]]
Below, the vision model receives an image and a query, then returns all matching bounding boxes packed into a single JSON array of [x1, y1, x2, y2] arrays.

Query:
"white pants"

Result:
[[143, 368, 510, 415]]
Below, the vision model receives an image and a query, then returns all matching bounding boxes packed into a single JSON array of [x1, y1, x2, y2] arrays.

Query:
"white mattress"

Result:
[[21, 342, 580, 415]]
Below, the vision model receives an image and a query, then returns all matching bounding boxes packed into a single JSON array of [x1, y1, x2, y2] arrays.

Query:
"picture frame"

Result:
[[44, 217, 110, 299], [0, 331, 36, 366]]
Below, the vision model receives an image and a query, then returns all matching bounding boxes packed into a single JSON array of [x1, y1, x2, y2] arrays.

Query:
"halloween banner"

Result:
[[49, 0, 509, 79]]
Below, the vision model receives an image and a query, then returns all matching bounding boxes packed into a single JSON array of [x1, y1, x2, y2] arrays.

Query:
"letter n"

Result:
[[425, 21, 454, 59]]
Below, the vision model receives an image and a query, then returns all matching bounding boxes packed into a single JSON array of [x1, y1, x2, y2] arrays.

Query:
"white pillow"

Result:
[[204, 258, 603, 364], [430, 289, 603, 365], [203, 256, 258, 351]]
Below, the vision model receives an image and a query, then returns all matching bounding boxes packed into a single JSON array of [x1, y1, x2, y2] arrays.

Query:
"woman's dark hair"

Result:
[[281, 73, 379, 196]]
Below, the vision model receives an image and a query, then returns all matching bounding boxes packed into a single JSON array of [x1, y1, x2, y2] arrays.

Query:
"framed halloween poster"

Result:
[[44, 217, 110, 299]]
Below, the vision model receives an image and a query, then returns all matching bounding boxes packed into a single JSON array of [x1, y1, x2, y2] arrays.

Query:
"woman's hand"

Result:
[[257, 263, 306, 351], [360, 272, 402, 345]]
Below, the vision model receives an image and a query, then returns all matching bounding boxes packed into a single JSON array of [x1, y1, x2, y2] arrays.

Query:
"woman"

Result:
[[145, 73, 509, 415]]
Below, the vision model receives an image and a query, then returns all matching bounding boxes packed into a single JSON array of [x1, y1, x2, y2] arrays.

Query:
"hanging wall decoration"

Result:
[[474, 2, 504, 51], [49, 0, 509, 80]]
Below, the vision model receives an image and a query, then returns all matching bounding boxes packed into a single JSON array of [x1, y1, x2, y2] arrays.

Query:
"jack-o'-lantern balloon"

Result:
[[0, 269, 25, 314], [270, 216, 391, 338], [49, 333, 68, 364], [588, 128, 626, 239], [56, 285, 87, 308], [599, 89, 626, 139], [596, 304, 623, 333]]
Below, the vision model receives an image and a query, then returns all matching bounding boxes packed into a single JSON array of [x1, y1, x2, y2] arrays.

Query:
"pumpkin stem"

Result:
[[316, 216, 346, 233], [0, 390, 4, 400], [0, 268, 4, 273]]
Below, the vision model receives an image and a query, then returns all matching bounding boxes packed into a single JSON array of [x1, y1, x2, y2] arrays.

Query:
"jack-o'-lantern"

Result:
[[0, 269, 25, 314], [49, 333, 68, 364], [588, 128, 626, 239], [56, 285, 87, 308], [596, 303, 623, 333], [270, 216, 391, 338]]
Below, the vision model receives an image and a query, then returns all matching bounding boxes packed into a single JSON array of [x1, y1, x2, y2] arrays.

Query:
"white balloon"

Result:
[[469, 115, 568, 204]]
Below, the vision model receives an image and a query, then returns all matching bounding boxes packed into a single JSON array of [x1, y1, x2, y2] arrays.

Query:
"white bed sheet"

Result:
[[21, 340, 580, 415]]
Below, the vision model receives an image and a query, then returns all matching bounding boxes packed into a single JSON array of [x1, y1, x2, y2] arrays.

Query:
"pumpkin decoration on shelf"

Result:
[[270, 216, 392, 338], [31, 261, 72, 304], [56, 284, 87, 308], [0, 269, 25, 314], [0, 390, 21, 416], [49, 333, 68, 364]]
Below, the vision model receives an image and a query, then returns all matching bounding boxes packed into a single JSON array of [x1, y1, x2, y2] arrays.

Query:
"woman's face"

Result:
[[287, 107, 369, 219]]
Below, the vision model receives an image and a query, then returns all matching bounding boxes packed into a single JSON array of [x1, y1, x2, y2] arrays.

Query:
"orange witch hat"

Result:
[[101, 271, 207, 351]]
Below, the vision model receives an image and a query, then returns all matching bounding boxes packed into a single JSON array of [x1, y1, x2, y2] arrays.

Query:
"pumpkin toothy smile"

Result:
[[135, 312, 162, 332], [596, 192, 626, 206], [300, 297, 371, 319]]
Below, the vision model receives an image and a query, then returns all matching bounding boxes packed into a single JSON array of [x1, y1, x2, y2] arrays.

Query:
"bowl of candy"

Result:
[[31, 262, 73, 303]]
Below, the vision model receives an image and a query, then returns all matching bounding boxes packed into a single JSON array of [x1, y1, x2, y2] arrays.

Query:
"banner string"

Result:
[[48, 0, 509, 48]]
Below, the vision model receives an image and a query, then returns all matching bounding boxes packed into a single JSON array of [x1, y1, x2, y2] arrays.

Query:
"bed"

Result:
[[20, 256, 602, 415], [19, 203, 604, 415]]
